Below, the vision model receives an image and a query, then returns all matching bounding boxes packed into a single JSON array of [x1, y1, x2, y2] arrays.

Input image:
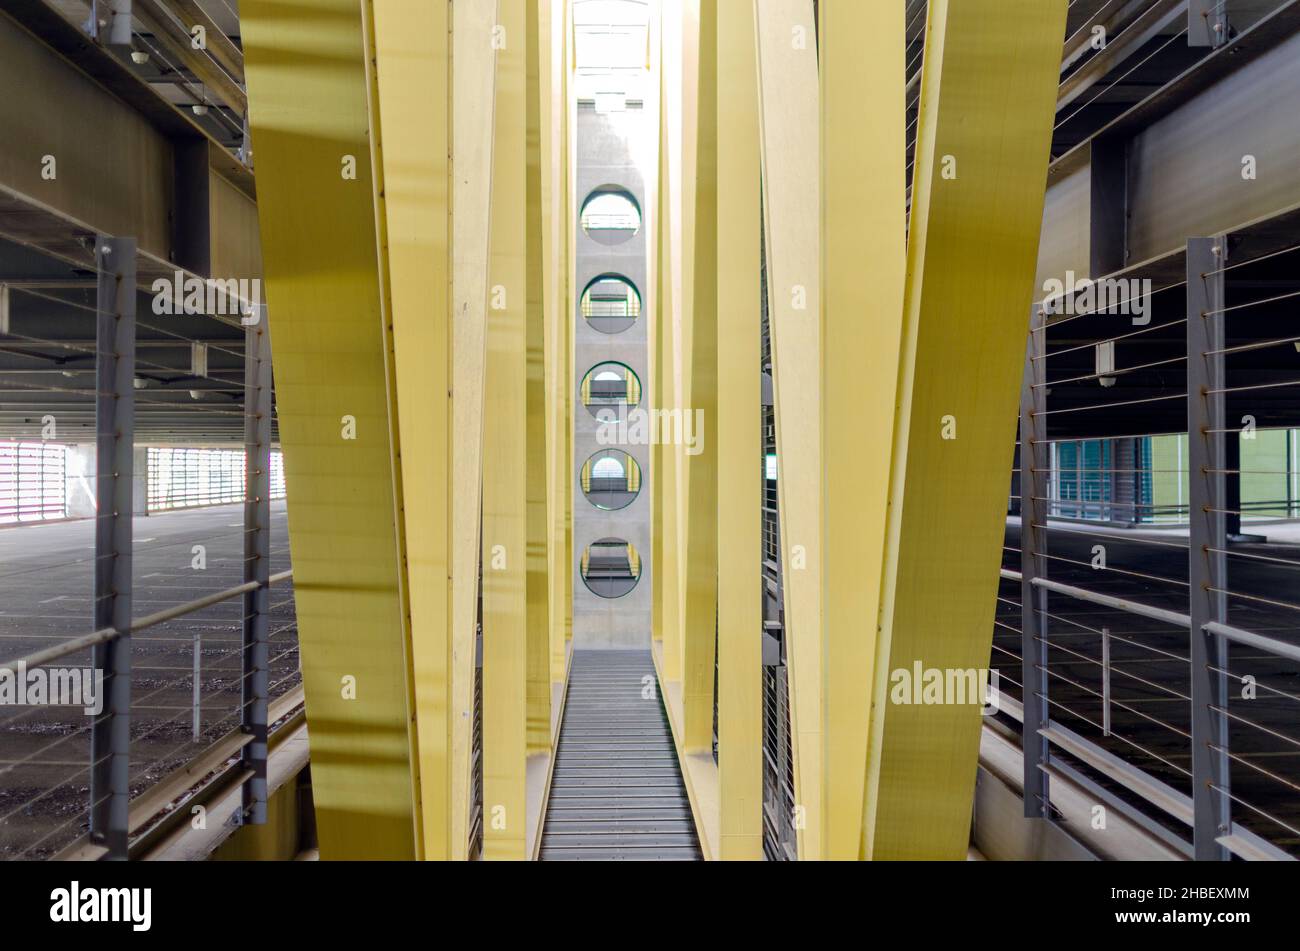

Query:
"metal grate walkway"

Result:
[[540, 650, 701, 860]]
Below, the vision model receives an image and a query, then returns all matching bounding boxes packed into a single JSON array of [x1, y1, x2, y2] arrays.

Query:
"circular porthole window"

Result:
[[580, 537, 642, 598], [580, 362, 642, 421], [580, 187, 642, 245], [581, 275, 641, 334], [581, 449, 642, 511]]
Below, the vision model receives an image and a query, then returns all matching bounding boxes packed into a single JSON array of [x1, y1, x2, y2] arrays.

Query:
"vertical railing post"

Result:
[[90, 235, 135, 860], [1020, 308, 1051, 818], [1101, 627, 1112, 737], [192, 632, 201, 742], [1186, 235, 1231, 860], [241, 308, 271, 824], [1189, 0, 1230, 48]]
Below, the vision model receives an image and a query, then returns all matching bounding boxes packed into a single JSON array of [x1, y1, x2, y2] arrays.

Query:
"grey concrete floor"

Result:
[[0, 501, 297, 858]]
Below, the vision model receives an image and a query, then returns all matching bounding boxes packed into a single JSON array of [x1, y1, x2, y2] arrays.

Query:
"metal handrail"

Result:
[[0, 569, 293, 674], [1002, 566, 1300, 667]]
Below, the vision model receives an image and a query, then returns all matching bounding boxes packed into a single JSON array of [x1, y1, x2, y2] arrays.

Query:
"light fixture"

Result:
[[133, 377, 148, 389], [130, 50, 149, 65], [192, 103, 209, 117]]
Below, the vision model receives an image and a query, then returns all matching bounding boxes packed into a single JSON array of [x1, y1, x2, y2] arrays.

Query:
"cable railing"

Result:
[[0, 235, 296, 860], [1004, 234, 1300, 860], [0, 565, 296, 860]]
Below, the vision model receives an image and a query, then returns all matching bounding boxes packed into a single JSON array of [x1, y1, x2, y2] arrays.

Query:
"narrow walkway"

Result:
[[540, 650, 701, 860]]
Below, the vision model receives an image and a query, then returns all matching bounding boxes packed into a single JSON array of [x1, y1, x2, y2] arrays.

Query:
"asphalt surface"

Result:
[[0, 501, 297, 858]]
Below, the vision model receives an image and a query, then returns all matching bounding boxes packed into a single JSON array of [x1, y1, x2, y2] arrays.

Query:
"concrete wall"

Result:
[[572, 103, 651, 649]]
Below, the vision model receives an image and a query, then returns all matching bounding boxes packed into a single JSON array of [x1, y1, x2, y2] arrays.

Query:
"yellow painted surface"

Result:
[[666, 0, 699, 689], [651, 641, 717, 859], [365, 0, 454, 862], [648, 6, 665, 652], [681, 0, 717, 755], [239, 0, 1063, 864], [211, 775, 306, 862], [449, 0, 499, 861], [655, 24, 683, 683], [754, 0, 822, 861], [483, 0, 529, 861], [819, 0, 906, 860], [543, 0, 570, 688], [242, 0, 417, 860], [716, 0, 763, 861], [864, 0, 1068, 860], [524, 0, 553, 757], [564, 0, 577, 654]]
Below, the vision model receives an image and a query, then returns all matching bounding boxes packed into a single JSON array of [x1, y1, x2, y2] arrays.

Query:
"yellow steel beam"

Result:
[[483, 0, 530, 861], [649, 0, 725, 859], [524, 0, 553, 759], [754, 0, 823, 860], [681, 0, 718, 755], [241, 0, 418, 860], [665, 0, 700, 688], [655, 2, 686, 686], [448, 0, 500, 861], [563, 0, 577, 657], [818, 0, 906, 860], [542, 0, 569, 689], [649, 5, 666, 654], [363, 0, 455, 861], [864, 0, 1068, 860], [716, 0, 763, 861]]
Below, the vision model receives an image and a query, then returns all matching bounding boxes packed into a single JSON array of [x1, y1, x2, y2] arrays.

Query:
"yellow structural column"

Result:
[[681, 0, 718, 755], [483, 0, 530, 861], [716, 0, 763, 861], [542, 0, 570, 689], [818, 0, 906, 859], [241, 0, 419, 860], [563, 0, 577, 658], [447, 0, 499, 861], [363, 0, 457, 860], [648, 4, 664, 653], [665, 0, 700, 689], [864, 0, 1067, 859], [524, 0, 553, 760], [655, 19, 683, 685], [754, 0, 823, 860]]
